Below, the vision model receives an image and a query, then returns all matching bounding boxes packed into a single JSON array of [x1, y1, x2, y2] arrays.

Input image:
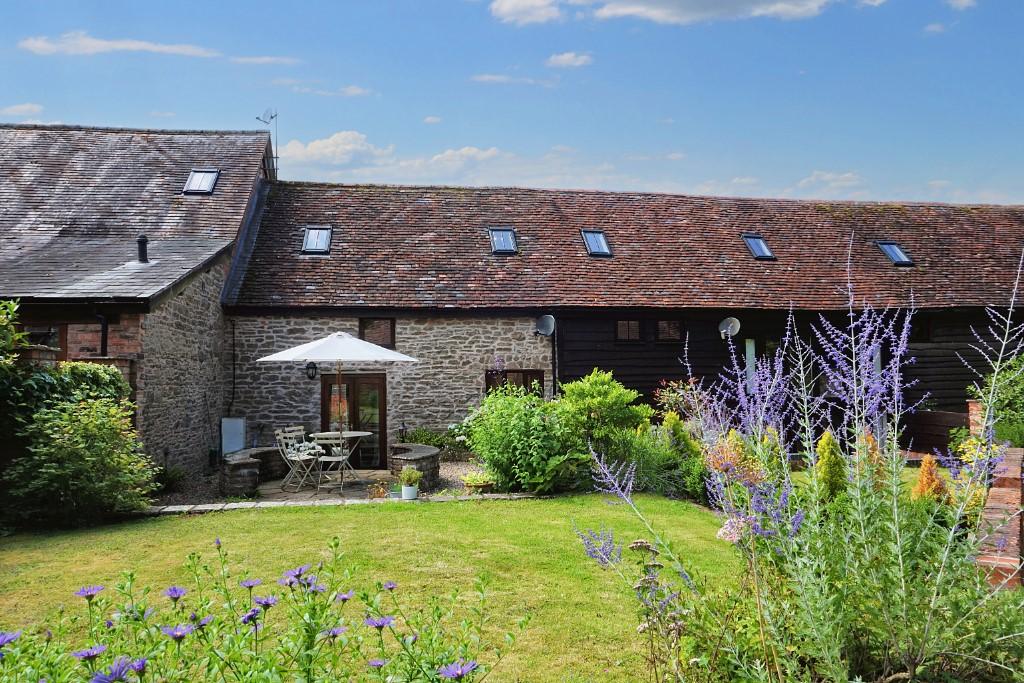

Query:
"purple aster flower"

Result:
[[438, 659, 479, 680], [160, 624, 194, 642], [321, 626, 348, 639], [240, 578, 262, 589], [75, 585, 105, 602], [214, 537, 221, 549], [278, 576, 298, 588], [104, 619, 114, 629], [128, 658, 147, 674], [364, 615, 395, 630], [240, 607, 261, 625], [335, 589, 354, 603], [283, 564, 311, 580], [90, 656, 132, 683], [382, 580, 397, 591], [193, 615, 213, 630], [72, 644, 108, 661], [368, 658, 387, 669], [163, 586, 187, 602], [0, 631, 21, 648], [254, 595, 279, 611]]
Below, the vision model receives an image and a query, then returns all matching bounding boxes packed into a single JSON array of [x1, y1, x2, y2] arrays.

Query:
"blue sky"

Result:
[[2, 0, 1021, 202]]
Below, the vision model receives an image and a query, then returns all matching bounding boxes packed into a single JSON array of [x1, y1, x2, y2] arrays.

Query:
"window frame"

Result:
[[488, 227, 518, 255], [301, 225, 333, 254], [655, 320, 684, 343], [182, 168, 220, 195], [485, 369, 544, 395], [581, 229, 613, 257], [358, 317, 396, 349], [741, 232, 776, 261], [876, 240, 914, 266], [615, 319, 643, 343]]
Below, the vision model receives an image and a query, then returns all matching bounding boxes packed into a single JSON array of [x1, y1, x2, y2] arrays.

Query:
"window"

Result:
[[183, 169, 220, 194], [302, 226, 332, 254], [616, 320, 642, 342], [21, 324, 67, 360], [485, 369, 544, 395], [359, 318, 395, 349], [877, 241, 913, 266], [656, 320, 682, 342], [742, 233, 775, 260], [581, 229, 612, 257], [489, 227, 517, 254]]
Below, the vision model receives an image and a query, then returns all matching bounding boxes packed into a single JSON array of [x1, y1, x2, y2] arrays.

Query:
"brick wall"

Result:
[[139, 255, 231, 475], [977, 447, 1023, 588], [224, 315, 553, 452]]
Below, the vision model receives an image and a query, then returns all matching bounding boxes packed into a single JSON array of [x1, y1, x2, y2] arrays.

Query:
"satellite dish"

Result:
[[718, 317, 741, 340], [535, 314, 556, 337]]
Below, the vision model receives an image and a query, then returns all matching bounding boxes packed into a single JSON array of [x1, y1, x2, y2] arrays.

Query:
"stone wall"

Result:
[[225, 315, 553, 453], [139, 255, 231, 475]]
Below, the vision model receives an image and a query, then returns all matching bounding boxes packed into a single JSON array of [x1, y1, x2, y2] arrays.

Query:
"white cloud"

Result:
[[666, 151, 686, 160], [490, 0, 562, 25], [279, 131, 394, 165], [471, 73, 556, 86], [924, 22, 946, 33], [0, 102, 44, 116], [788, 169, 866, 199], [18, 30, 219, 57], [546, 51, 593, 67], [946, 0, 975, 9], [423, 116, 442, 124], [149, 110, 176, 118], [230, 55, 300, 65], [284, 82, 372, 97]]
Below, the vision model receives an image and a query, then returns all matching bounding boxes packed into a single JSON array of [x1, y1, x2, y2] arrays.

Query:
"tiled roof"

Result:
[[227, 182, 1024, 311], [0, 124, 271, 301]]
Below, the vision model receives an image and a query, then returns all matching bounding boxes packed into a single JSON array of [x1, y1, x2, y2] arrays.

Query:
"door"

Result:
[[321, 374, 387, 469]]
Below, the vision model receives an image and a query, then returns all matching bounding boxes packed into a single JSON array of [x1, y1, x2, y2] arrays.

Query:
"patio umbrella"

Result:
[[256, 331, 418, 431]]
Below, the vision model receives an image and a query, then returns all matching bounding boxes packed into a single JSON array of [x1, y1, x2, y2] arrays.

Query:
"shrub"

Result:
[[405, 427, 450, 449], [911, 453, 948, 503], [814, 429, 846, 502], [662, 411, 709, 503], [468, 385, 586, 493], [2, 398, 157, 526], [555, 369, 654, 456], [399, 466, 423, 487], [0, 539, 522, 681], [603, 426, 681, 495], [0, 299, 26, 366]]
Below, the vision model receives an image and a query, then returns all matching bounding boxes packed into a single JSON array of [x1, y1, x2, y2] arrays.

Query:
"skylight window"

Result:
[[877, 241, 913, 266], [581, 229, 612, 257], [742, 233, 775, 260], [183, 169, 220, 194], [489, 227, 518, 255], [302, 226, 332, 254]]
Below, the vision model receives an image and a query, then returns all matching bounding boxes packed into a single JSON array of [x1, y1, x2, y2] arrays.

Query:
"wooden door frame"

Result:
[[319, 373, 388, 468]]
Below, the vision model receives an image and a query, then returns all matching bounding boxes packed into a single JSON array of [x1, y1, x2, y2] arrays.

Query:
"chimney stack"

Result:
[[137, 234, 149, 263]]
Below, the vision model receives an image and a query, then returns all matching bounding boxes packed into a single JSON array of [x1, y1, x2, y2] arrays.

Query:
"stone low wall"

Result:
[[977, 447, 1023, 588], [389, 443, 440, 491]]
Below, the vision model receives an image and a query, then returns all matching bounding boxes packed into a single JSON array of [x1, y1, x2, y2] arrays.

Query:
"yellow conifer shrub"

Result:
[[911, 453, 948, 503]]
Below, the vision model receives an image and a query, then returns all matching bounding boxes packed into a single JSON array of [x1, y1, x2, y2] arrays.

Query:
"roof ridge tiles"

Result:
[[0, 123, 269, 136]]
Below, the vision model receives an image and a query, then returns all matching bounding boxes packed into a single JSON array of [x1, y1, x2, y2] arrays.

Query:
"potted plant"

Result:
[[461, 471, 495, 494], [389, 482, 402, 499], [399, 466, 423, 500]]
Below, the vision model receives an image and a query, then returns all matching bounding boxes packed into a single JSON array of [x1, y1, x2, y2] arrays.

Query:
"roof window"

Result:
[[742, 233, 775, 260], [877, 241, 913, 266], [489, 227, 518, 255], [581, 229, 612, 257], [302, 226, 332, 254], [183, 169, 220, 194]]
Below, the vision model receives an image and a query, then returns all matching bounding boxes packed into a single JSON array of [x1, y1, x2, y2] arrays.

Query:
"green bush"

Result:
[[0, 299, 26, 365], [2, 398, 157, 526], [604, 426, 680, 495], [405, 427, 451, 449], [468, 385, 587, 493], [814, 429, 846, 502], [662, 411, 709, 503], [555, 369, 654, 457]]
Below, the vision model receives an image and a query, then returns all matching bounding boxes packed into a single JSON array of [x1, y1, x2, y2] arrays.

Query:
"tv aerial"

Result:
[[256, 108, 279, 174]]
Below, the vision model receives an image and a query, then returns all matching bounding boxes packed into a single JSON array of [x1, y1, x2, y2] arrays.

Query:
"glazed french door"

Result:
[[320, 374, 387, 469]]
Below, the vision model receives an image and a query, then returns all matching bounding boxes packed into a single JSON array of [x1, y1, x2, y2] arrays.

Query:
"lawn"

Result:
[[0, 494, 736, 682]]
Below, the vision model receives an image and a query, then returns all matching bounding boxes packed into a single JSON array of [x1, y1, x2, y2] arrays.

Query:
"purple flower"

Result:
[[321, 626, 348, 639], [283, 564, 311, 580], [160, 624, 194, 642], [438, 659, 479, 680], [254, 595, 278, 611], [335, 589, 354, 603], [382, 580, 397, 591], [240, 607, 261, 625], [163, 586, 187, 602], [0, 631, 21, 648], [364, 615, 395, 630], [278, 576, 298, 588], [368, 658, 387, 669], [575, 527, 622, 567], [104, 619, 114, 629], [240, 578, 262, 589], [72, 644, 107, 661], [193, 615, 213, 629], [75, 585, 105, 602], [214, 537, 221, 549], [90, 656, 132, 683], [129, 658, 147, 674]]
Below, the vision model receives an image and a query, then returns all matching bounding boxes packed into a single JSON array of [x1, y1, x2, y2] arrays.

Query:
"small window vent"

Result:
[[183, 169, 220, 194], [302, 226, 333, 254], [489, 227, 518, 255], [581, 229, 612, 257], [742, 233, 775, 260], [877, 241, 913, 266]]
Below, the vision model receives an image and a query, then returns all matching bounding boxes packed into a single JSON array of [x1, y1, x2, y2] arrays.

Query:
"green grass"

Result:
[[0, 494, 736, 682]]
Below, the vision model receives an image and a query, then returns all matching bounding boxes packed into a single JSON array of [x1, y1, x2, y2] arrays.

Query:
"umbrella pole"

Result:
[[336, 359, 344, 432]]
